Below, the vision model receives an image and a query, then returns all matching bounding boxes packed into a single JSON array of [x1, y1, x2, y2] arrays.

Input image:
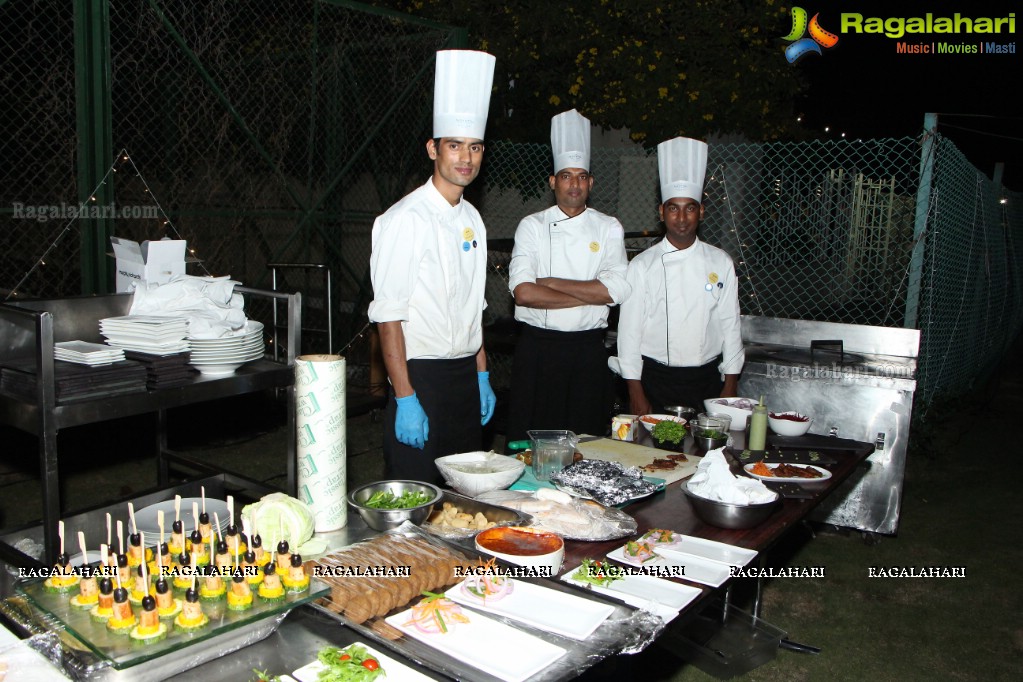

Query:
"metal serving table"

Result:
[[737, 315, 920, 535], [0, 288, 301, 566]]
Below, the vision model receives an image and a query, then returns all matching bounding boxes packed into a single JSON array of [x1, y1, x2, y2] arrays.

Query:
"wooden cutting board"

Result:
[[576, 438, 701, 485]]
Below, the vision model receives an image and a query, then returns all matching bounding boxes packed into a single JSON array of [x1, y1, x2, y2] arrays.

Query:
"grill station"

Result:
[[738, 316, 920, 535]]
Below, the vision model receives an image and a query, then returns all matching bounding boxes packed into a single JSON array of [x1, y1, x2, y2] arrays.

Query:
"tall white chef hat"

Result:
[[433, 50, 496, 140], [657, 137, 708, 204], [551, 109, 590, 173]]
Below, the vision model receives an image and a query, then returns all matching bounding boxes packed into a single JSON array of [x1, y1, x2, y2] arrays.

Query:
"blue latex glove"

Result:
[[394, 393, 429, 449], [478, 371, 497, 425]]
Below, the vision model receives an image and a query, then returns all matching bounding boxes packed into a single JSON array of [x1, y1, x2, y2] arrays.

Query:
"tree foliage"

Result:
[[373, 0, 805, 145]]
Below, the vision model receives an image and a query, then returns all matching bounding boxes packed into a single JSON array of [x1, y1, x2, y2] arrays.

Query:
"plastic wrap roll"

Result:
[[295, 354, 347, 531]]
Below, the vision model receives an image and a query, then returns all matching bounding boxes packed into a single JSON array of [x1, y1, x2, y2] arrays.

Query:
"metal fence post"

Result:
[[73, 0, 114, 294], [903, 112, 937, 329]]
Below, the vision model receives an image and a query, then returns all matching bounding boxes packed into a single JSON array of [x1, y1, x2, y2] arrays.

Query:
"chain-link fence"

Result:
[[2, 1, 1020, 415], [0, 1, 79, 298], [477, 135, 1023, 412], [1, 0, 461, 396]]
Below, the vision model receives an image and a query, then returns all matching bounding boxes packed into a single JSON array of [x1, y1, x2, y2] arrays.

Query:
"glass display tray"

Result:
[[17, 575, 328, 671]]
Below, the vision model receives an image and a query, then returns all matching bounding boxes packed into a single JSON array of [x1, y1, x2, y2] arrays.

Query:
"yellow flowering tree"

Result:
[[374, 0, 803, 144]]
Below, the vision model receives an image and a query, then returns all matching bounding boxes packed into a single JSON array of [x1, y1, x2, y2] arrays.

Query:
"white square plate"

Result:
[[446, 578, 614, 640], [656, 535, 758, 567], [607, 545, 732, 588], [384, 603, 566, 682], [559, 563, 701, 614], [292, 643, 434, 682]]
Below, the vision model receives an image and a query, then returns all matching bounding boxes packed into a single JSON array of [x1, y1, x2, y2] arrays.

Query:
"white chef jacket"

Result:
[[508, 206, 629, 331], [615, 237, 744, 379], [368, 179, 488, 360]]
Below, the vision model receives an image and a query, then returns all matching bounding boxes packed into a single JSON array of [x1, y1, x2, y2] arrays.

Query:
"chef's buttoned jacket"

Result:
[[368, 179, 487, 360], [507, 206, 630, 331], [616, 237, 744, 380]]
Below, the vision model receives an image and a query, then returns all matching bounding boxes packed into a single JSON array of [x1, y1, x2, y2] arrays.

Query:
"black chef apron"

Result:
[[640, 355, 723, 415], [505, 325, 611, 447], [383, 356, 481, 485]]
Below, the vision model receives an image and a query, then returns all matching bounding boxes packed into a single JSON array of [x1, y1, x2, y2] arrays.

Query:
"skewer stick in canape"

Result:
[[213, 512, 231, 570], [224, 495, 246, 555], [151, 510, 171, 575], [227, 536, 253, 610], [90, 543, 115, 623], [115, 520, 129, 580], [189, 502, 209, 566], [106, 563, 136, 634], [70, 531, 99, 609], [199, 486, 213, 543], [172, 537, 193, 590], [275, 516, 291, 574], [257, 550, 285, 601], [106, 513, 115, 566], [129, 533, 168, 644], [44, 520, 79, 593], [127, 502, 150, 567], [245, 516, 266, 568], [152, 538, 182, 619], [200, 527, 226, 601], [241, 518, 263, 586], [169, 495, 184, 555], [175, 555, 209, 632], [129, 551, 151, 605], [283, 549, 310, 593]]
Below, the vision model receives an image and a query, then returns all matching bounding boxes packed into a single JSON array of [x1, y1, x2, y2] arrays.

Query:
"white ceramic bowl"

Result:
[[475, 526, 565, 578], [768, 412, 813, 437], [637, 414, 687, 433], [435, 451, 525, 497], [703, 397, 758, 430]]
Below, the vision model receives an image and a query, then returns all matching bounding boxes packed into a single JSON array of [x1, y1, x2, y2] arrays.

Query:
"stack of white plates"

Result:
[[54, 341, 126, 366], [99, 315, 190, 355], [187, 320, 265, 376]]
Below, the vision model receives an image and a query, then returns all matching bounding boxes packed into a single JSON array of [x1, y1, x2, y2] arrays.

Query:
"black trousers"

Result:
[[383, 356, 481, 485], [640, 355, 723, 415], [505, 325, 611, 446]]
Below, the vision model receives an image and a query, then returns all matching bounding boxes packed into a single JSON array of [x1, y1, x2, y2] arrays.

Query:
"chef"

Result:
[[505, 109, 630, 444], [368, 50, 498, 483], [612, 137, 743, 416]]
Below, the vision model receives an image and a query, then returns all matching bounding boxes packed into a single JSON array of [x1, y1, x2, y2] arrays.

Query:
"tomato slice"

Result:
[[338, 653, 351, 662], [362, 658, 380, 671]]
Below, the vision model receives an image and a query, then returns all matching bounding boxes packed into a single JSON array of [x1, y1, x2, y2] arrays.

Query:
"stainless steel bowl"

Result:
[[347, 480, 441, 531], [683, 482, 780, 529], [691, 424, 729, 451], [695, 434, 729, 451]]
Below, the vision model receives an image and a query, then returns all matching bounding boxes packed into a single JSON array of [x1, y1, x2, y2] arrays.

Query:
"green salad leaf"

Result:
[[572, 558, 625, 588], [363, 489, 434, 509], [315, 644, 385, 681], [651, 419, 687, 444]]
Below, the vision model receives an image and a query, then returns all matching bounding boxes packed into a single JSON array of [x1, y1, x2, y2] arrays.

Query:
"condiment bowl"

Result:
[[475, 526, 565, 578], [768, 411, 813, 437], [348, 480, 441, 532], [435, 451, 525, 497], [637, 414, 687, 433], [683, 482, 780, 529], [691, 424, 729, 451], [703, 397, 757, 430]]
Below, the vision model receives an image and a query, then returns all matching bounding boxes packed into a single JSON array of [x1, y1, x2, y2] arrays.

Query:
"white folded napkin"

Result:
[[129, 275, 247, 338], [688, 448, 778, 504]]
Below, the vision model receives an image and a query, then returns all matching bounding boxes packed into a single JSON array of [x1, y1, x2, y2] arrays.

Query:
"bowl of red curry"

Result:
[[475, 526, 564, 577]]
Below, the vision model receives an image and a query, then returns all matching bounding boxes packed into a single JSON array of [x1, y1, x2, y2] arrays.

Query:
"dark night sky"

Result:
[[792, 1, 1021, 189]]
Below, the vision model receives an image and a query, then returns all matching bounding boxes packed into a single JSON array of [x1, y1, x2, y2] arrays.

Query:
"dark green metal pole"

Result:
[[73, 0, 114, 294]]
